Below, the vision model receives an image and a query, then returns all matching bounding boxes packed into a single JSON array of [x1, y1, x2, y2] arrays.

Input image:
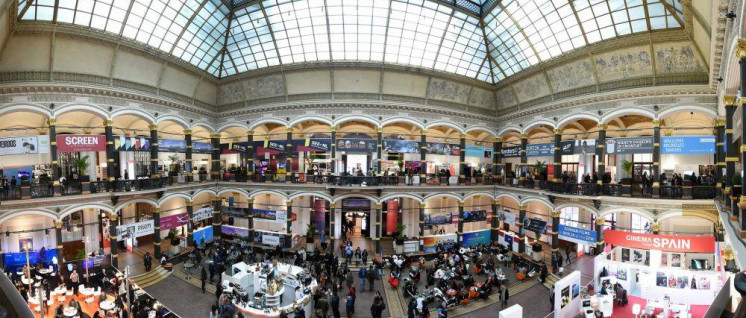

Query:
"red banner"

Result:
[[604, 230, 715, 253], [386, 201, 399, 235], [56, 134, 106, 152]]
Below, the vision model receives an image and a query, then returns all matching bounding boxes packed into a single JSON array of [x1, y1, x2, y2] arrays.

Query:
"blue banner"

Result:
[[193, 142, 213, 154], [461, 230, 491, 247], [500, 146, 521, 158], [527, 143, 554, 157], [465, 145, 487, 157], [159, 138, 187, 152], [558, 224, 596, 245], [661, 135, 716, 155], [383, 140, 419, 154], [2, 249, 58, 272], [193, 226, 214, 244], [221, 225, 248, 237]]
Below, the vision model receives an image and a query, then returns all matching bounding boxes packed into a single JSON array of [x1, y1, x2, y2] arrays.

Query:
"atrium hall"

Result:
[[0, 0, 742, 317]]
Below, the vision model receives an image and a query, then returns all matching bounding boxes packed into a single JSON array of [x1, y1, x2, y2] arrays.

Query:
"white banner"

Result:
[[275, 210, 287, 222], [0, 136, 38, 155], [116, 220, 154, 241], [262, 234, 280, 246], [192, 207, 214, 223], [37, 135, 50, 154]]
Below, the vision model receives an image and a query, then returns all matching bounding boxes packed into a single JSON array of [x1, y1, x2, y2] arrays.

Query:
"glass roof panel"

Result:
[[17, 0, 685, 82]]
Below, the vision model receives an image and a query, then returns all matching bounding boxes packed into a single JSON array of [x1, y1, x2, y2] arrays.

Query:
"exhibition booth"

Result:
[[588, 230, 727, 317]]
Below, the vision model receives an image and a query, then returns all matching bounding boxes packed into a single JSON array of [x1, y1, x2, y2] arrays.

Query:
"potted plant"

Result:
[[305, 223, 316, 254], [533, 161, 546, 181], [74, 155, 90, 182], [620, 160, 633, 184], [167, 228, 180, 255]]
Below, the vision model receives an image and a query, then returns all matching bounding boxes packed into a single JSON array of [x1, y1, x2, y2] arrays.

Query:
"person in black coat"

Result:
[[201, 266, 208, 294], [330, 292, 341, 318]]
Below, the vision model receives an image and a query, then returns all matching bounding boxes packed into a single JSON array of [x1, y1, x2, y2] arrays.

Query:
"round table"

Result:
[[100, 300, 115, 311], [80, 287, 95, 296], [184, 262, 194, 280], [21, 278, 34, 285], [38, 268, 53, 275], [63, 306, 78, 317], [28, 296, 40, 305]]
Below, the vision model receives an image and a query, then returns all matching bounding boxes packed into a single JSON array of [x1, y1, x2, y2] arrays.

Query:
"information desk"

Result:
[[221, 262, 317, 317]]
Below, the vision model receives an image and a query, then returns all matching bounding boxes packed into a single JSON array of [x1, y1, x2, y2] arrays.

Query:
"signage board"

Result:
[[661, 135, 716, 155], [192, 207, 214, 223], [160, 212, 189, 231], [221, 225, 249, 237], [0, 136, 39, 155], [297, 138, 331, 152], [383, 140, 419, 154], [523, 217, 547, 234], [500, 146, 521, 158], [337, 138, 376, 153], [461, 230, 491, 247], [605, 137, 654, 154], [422, 234, 458, 252], [159, 139, 187, 153], [116, 220, 154, 241], [560, 139, 596, 155], [558, 224, 596, 245], [56, 135, 107, 152], [193, 142, 213, 154], [115, 136, 150, 152], [527, 143, 554, 157], [603, 230, 715, 253]]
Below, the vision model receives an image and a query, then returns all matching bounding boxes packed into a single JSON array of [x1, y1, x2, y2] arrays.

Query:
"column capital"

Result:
[[287, 127, 293, 133], [459, 133, 467, 139], [148, 124, 158, 131], [47, 118, 56, 126], [494, 137, 502, 143], [185, 200, 194, 206], [736, 39, 746, 59], [553, 129, 562, 135], [104, 120, 114, 127], [329, 203, 335, 209], [377, 127, 383, 133], [493, 199, 501, 205], [153, 207, 160, 214], [652, 120, 660, 127], [108, 214, 118, 221], [519, 204, 527, 210], [55, 221, 63, 229], [247, 130, 254, 136], [209, 133, 222, 139], [247, 198, 254, 204], [183, 129, 192, 135], [519, 134, 528, 139], [375, 203, 382, 209], [650, 223, 661, 232], [286, 200, 293, 206], [723, 95, 738, 106], [716, 117, 726, 127], [551, 211, 561, 218], [596, 124, 607, 130], [331, 126, 337, 132], [419, 203, 426, 209], [595, 217, 606, 226]]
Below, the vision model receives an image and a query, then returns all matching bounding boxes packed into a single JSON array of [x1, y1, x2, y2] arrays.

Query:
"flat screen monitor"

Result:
[[691, 259, 708, 270]]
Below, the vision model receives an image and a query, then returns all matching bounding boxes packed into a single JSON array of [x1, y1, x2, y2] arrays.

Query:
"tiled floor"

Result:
[[456, 283, 553, 318], [144, 275, 218, 318]]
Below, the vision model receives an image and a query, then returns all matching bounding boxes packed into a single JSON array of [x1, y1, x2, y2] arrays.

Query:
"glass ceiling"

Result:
[[18, 0, 683, 84]]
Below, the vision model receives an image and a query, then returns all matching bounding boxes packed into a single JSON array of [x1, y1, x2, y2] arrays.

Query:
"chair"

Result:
[[66, 289, 73, 296]]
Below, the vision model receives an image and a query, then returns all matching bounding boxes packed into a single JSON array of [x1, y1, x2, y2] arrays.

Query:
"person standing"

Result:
[[370, 291, 385, 318], [345, 294, 354, 318], [143, 252, 152, 272], [201, 266, 207, 294], [500, 286, 509, 308], [366, 266, 375, 292], [362, 249, 368, 266], [358, 267, 367, 292], [565, 244, 572, 265], [331, 292, 341, 318]]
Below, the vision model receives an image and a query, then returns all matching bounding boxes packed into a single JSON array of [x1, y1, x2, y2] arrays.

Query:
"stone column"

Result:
[[459, 133, 467, 184], [247, 199, 254, 252], [551, 210, 560, 253], [518, 204, 526, 254], [149, 125, 159, 179], [652, 120, 661, 198], [520, 134, 528, 186], [330, 126, 337, 174], [185, 130, 193, 183], [104, 120, 116, 184], [212, 196, 222, 241], [109, 214, 119, 268], [329, 203, 336, 249], [491, 199, 501, 244], [457, 201, 464, 246], [375, 203, 382, 254], [495, 138, 503, 181], [286, 128, 293, 182], [725, 96, 737, 214], [54, 221, 64, 266], [153, 207, 161, 260], [594, 217, 605, 256], [210, 134, 221, 181], [596, 124, 606, 185], [553, 129, 562, 182], [420, 131, 427, 183], [419, 203, 426, 237], [246, 131, 254, 180], [377, 127, 383, 173], [285, 201, 293, 250], [49, 119, 60, 195], [186, 200, 194, 247], [716, 118, 725, 198]]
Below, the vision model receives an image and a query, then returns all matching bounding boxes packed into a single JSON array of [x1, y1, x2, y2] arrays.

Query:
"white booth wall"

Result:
[[0, 215, 56, 253], [661, 154, 715, 175]]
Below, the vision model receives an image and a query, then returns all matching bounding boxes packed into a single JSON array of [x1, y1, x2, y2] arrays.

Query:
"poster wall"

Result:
[[313, 199, 326, 234], [253, 230, 285, 247], [603, 230, 716, 253], [422, 233, 458, 252], [192, 207, 214, 223], [193, 226, 214, 244], [0, 136, 46, 155], [461, 230, 491, 247]]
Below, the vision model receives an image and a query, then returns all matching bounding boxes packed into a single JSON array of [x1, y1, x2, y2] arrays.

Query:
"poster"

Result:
[[253, 209, 288, 223], [422, 234, 457, 252], [523, 217, 547, 234], [383, 140, 420, 154], [116, 220, 154, 241], [616, 268, 627, 281], [192, 207, 214, 223], [499, 211, 519, 226], [671, 253, 682, 267], [159, 139, 188, 152], [558, 225, 596, 245], [621, 248, 630, 262], [560, 286, 570, 308], [603, 230, 716, 253], [464, 145, 489, 157], [101, 217, 110, 249], [56, 134, 107, 152], [193, 142, 213, 154], [114, 136, 150, 152], [0, 136, 40, 155], [160, 212, 189, 231], [314, 199, 326, 233], [692, 275, 711, 290], [500, 146, 521, 158], [296, 138, 331, 152], [461, 230, 491, 247], [253, 231, 285, 246], [424, 212, 454, 226], [605, 137, 654, 154], [462, 210, 487, 222], [661, 135, 716, 154], [193, 226, 213, 244], [572, 284, 579, 299], [560, 139, 596, 155], [661, 252, 668, 266], [221, 225, 249, 237], [424, 142, 460, 155], [337, 138, 376, 153], [526, 143, 554, 157]]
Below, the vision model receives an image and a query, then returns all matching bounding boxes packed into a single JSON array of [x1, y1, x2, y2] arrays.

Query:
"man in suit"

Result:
[[201, 266, 207, 294]]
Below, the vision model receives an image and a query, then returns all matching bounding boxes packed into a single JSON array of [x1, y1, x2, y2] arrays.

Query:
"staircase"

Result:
[[543, 273, 562, 289], [129, 266, 172, 289]]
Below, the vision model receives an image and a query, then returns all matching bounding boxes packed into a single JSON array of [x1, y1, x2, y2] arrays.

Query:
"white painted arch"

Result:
[[331, 193, 380, 204], [556, 114, 600, 129], [334, 115, 380, 128], [521, 120, 556, 135], [422, 193, 463, 203], [379, 193, 424, 204], [600, 107, 656, 124], [114, 198, 159, 212], [0, 103, 53, 118], [59, 203, 115, 220], [54, 103, 110, 121], [109, 108, 157, 125], [288, 192, 334, 203], [597, 206, 655, 223], [0, 209, 59, 226], [156, 115, 191, 130], [217, 189, 251, 200], [158, 193, 193, 206], [380, 117, 426, 130], [289, 116, 334, 128], [656, 105, 718, 121], [424, 121, 465, 134]]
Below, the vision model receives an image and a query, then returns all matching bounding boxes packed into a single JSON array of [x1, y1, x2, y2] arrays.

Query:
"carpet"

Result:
[[610, 294, 709, 318]]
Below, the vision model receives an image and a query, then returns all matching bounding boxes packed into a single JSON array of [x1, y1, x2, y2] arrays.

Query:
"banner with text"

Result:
[[116, 220, 154, 241], [114, 136, 150, 152], [527, 143, 555, 157], [560, 139, 596, 155], [500, 146, 521, 158], [605, 137, 654, 154], [0, 136, 41, 155], [193, 142, 213, 154], [160, 212, 189, 231], [461, 230, 491, 247], [383, 140, 419, 154], [661, 135, 716, 155], [192, 207, 214, 223], [56, 135, 107, 152], [221, 225, 249, 238], [603, 230, 715, 253], [558, 225, 596, 245]]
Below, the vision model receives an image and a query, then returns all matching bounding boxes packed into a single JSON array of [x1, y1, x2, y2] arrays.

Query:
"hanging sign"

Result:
[[56, 135, 107, 152], [0, 136, 39, 155], [603, 230, 716, 253], [558, 225, 596, 245], [192, 207, 214, 223], [160, 212, 189, 231], [116, 220, 154, 241], [605, 137, 654, 154], [661, 136, 716, 155]]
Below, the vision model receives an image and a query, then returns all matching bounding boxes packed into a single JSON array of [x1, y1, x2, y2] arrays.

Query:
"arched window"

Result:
[[560, 207, 579, 228]]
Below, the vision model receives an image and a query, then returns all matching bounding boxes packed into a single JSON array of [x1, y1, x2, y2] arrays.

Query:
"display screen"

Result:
[[691, 259, 708, 270]]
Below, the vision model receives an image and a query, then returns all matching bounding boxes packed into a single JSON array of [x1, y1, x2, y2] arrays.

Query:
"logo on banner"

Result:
[[604, 230, 716, 253], [56, 135, 107, 152], [0, 136, 39, 155]]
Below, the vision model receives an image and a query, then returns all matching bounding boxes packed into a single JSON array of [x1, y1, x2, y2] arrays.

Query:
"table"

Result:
[[80, 287, 95, 296], [21, 278, 34, 285], [63, 306, 78, 317], [100, 300, 116, 311], [38, 268, 53, 275], [28, 296, 40, 305], [184, 262, 194, 280]]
